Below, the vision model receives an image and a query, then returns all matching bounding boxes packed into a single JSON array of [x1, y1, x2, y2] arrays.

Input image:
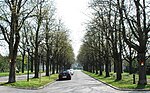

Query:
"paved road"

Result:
[[0, 70, 150, 93]]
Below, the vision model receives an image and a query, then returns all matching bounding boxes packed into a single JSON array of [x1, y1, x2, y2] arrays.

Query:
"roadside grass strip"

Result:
[[83, 71, 150, 90], [1, 74, 58, 89], [0, 72, 9, 77], [0, 71, 34, 77]]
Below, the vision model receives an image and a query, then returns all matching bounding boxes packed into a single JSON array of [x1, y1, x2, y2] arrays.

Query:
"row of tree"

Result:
[[77, 0, 150, 85], [0, 0, 75, 83]]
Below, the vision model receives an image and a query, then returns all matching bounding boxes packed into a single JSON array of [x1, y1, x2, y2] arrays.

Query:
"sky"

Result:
[[55, 0, 89, 58], [0, 0, 90, 57]]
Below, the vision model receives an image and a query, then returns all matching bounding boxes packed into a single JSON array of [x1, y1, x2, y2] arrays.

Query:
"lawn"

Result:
[[0, 72, 9, 77], [0, 71, 34, 77], [83, 71, 150, 89], [1, 74, 58, 89]]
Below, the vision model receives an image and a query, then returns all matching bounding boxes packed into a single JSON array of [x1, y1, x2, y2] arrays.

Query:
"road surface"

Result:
[[0, 70, 149, 93]]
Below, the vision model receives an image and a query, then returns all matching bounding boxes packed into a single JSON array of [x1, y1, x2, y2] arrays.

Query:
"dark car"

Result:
[[59, 71, 71, 80]]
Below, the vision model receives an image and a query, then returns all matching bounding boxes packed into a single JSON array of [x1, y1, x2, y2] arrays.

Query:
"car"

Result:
[[67, 69, 74, 75], [59, 70, 71, 80]]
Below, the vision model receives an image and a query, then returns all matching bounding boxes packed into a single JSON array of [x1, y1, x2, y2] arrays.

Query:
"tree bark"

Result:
[[116, 53, 122, 80], [99, 63, 103, 76], [46, 49, 50, 76], [105, 59, 110, 77], [52, 62, 55, 74], [129, 61, 133, 74], [8, 59, 16, 83], [95, 62, 98, 74], [8, 3, 20, 82], [137, 52, 147, 85], [34, 46, 39, 78], [21, 50, 25, 73], [56, 64, 59, 73], [30, 54, 34, 72], [8, 33, 20, 83]]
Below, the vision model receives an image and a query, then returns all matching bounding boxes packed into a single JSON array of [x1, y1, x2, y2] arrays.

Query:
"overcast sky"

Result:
[[0, 0, 90, 57], [55, 0, 89, 58]]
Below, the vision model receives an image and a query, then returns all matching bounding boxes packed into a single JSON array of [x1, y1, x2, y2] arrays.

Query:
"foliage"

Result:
[[78, 0, 150, 85], [0, 0, 75, 82], [0, 55, 9, 72], [16, 55, 27, 72]]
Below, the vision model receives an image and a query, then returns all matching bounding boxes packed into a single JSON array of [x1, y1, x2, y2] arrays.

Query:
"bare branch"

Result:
[[0, 24, 9, 44]]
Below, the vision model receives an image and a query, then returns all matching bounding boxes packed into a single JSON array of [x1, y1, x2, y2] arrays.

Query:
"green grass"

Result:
[[83, 71, 150, 89], [0, 71, 34, 77], [1, 74, 58, 89], [0, 72, 9, 77]]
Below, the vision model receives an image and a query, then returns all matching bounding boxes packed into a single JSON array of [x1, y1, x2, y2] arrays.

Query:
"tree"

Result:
[[0, 0, 37, 83], [43, 2, 56, 76], [123, 42, 137, 74], [89, 0, 122, 79], [120, 0, 150, 85], [51, 21, 75, 73], [29, 0, 49, 78]]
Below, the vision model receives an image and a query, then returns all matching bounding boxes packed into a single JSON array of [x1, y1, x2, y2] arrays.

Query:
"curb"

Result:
[[37, 79, 57, 89], [82, 71, 150, 91]]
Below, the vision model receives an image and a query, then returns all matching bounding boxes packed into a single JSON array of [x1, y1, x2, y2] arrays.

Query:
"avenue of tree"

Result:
[[0, 0, 75, 83], [77, 0, 150, 85]]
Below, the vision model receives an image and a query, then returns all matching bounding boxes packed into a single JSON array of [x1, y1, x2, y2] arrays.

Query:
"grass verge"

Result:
[[1, 74, 58, 89], [0, 72, 9, 77], [0, 71, 34, 77], [83, 71, 150, 89]]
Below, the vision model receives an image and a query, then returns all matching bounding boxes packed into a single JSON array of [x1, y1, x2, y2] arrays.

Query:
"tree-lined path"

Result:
[[0, 70, 147, 93], [0, 0, 149, 92]]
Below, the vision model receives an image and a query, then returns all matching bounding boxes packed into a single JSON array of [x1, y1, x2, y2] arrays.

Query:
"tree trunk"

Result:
[[89, 64, 92, 73], [8, 33, 20, 83], [109, 62, 111, 72], [56, 64, 59, 73], [8, 2, 20, 83], [92, 65, 95, 73], [50, 62, 52, 74], [137, 52, 147, 85], [116, 53, 122, 80], [30, 55, 34, 72], [84, 64, 88, 71], [34, 47, 39, 78], [8, 59, 16, 83], [129, 61, 133, 74], [46, 49, 50, 76], [114, 61, 116, 73], [99, 63, 103, 76], [95, 62, 98, 74], [42, 59, 44, 72], [52, 62, 55, 74], [21, 50, 25, 73], [129, 47, 133, 74], [105, 59, 110, 77], [116, 62, 122, 80]]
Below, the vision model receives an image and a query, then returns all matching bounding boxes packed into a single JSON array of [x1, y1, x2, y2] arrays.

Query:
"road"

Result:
[[0, 70, 149, 93]]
